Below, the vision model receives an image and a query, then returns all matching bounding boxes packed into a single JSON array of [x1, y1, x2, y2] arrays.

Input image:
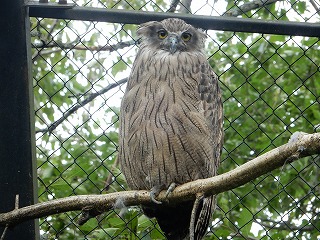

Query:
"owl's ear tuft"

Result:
[[196, 28, 207, 46], [187, 25, 206, 41], [196, 28, 207, 40], [137, 21, 163, 38]]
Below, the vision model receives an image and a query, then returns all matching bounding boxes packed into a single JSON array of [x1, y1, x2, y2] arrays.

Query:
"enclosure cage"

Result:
[[0, 0, 320, 239]]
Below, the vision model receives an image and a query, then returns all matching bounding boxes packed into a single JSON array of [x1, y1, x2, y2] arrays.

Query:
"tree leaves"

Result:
[[31, 0, 319, 239]]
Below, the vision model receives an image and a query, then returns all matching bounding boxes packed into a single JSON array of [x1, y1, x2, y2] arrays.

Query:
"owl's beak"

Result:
[[168, 35, 179, 54]]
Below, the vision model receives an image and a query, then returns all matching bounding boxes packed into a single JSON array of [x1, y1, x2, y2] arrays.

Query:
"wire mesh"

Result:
[[31, 0, 319, 239]]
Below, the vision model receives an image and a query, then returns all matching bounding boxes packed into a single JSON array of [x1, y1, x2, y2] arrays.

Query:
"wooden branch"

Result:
[[179, 0, 192, 14], [168, 0, 180, 12], [0, 132, 319, 226], [309, 0, 320, 17], [32, 40, 135, 52], [31, 38, 136, 62], [224, 0, 283, 17]]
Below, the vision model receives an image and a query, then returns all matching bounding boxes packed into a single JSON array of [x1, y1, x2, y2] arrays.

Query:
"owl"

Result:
[[118, 18, 223, 239]]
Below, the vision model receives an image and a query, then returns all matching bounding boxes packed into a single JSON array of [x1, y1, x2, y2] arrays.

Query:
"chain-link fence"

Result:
[[28, 0, 320, 239]]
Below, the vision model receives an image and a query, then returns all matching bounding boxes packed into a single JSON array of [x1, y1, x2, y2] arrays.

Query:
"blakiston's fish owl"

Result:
[[119, 18, 223, 240]]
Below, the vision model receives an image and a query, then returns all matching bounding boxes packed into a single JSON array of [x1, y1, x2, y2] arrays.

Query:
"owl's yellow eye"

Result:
[[181, 32, 192, 42], [158, 29, 168, 39]]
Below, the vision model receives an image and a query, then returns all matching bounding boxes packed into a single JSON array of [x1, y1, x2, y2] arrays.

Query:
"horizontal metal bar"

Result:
[[28, 4, 320, 37], [27, 1, 75, 8]]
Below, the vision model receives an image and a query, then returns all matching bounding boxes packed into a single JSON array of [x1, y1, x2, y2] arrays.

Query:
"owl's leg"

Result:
[[150, 185, 165, 204]]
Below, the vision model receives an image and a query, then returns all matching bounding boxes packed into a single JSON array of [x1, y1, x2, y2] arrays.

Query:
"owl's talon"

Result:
[[150, 192, 162, 204], [165, 182, 176, 198], [150, 185, 164, 204]]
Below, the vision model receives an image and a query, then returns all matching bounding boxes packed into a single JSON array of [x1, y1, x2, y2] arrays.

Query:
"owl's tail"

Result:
[[142, 196, 214, 240], [194, 196, 215, 240]]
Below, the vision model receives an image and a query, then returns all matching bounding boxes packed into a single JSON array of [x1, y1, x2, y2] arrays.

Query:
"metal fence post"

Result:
[[0, 0, 39, 239]]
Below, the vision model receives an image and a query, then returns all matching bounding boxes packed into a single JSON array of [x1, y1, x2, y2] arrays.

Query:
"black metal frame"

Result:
[[1, 1, 319, 239], [28, 3, 320, 37], [0, 0, 39, 239]]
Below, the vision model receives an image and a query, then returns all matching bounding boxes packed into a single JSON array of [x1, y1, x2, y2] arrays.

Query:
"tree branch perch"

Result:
[[0, 132, 319, 226]]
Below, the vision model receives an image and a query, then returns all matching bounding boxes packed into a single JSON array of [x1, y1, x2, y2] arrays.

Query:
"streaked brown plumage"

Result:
[[119, 18, 223, 239]]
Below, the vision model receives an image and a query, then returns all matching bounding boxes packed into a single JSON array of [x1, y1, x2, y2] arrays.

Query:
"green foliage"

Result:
[[32, 1, 319, 239]]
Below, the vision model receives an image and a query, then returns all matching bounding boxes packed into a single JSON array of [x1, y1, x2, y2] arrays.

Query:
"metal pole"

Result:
[[0, 0, 39, 239], [27, 4, 320, 37]]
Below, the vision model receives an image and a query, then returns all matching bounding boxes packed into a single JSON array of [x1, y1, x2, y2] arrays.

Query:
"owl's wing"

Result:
[[192, 63, 223, 239], [198, 63, 223, 171]]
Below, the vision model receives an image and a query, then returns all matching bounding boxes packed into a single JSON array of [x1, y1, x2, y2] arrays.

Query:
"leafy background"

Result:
[[31, 0, 319, 239]]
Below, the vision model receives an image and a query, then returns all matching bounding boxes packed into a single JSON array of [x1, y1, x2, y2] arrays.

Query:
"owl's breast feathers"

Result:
[[119, 49, 222, 190]]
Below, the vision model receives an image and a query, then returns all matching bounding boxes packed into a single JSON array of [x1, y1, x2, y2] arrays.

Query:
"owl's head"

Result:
[[137, 18, 206, 54]]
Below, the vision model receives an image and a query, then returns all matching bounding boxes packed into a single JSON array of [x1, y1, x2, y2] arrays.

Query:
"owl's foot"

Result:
[[150, 185, 164, 204], [165, 182, 176, 197], [150, 183, 177, 204]]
